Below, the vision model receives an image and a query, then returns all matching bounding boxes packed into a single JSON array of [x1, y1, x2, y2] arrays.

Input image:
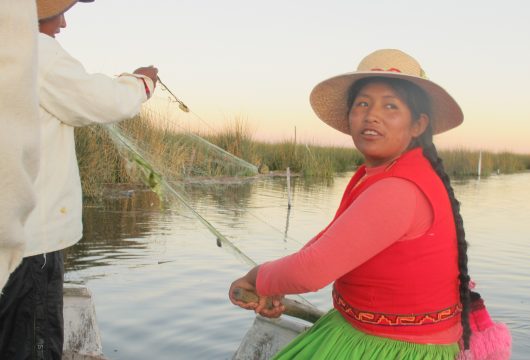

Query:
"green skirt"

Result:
[[272, 310, 459, 360]]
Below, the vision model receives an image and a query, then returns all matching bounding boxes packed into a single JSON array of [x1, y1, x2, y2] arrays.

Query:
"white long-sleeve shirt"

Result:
[[0, 0, 40, 292], [23, 33, 154, 257]]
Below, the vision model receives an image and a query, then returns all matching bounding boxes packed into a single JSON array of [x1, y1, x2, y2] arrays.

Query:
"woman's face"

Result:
[[348, 81, 428, 167]]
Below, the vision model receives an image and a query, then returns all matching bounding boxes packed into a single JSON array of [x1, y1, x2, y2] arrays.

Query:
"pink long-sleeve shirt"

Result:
[[256, 164, 462, 344], [257, 164, 433, 295]]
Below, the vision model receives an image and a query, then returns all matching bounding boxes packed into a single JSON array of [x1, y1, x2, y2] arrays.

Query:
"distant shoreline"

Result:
[[75, 115, 530, 199]]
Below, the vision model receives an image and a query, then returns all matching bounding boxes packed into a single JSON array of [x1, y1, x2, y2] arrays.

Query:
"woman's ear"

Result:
[[411, 113, 429, 138]]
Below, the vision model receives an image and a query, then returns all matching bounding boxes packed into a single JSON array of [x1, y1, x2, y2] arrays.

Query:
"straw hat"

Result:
[[310, 49, 463, 135], [37, 0, 94, 21]]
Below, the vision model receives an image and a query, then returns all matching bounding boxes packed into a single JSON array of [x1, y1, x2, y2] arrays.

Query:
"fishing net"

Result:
[[75, 84, 316, 306], [110, 110, 258, 182]]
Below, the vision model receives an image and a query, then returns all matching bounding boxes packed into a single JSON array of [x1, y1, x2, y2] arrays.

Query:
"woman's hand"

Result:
[[255, 294, 285, 319], [229, 267, 260, 311], [228, 266, 286, 318]]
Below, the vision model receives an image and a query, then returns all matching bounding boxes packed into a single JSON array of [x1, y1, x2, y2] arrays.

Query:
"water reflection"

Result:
[[284, 207, 292, 241], [64, 189, 161, 272], [65, 172, 529, 360], [66, 175, 338, 274]]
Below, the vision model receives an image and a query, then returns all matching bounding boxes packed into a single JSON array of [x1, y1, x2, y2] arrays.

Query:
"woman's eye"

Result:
[[385, 103, 398, 109], [355, 101, 368, 107]]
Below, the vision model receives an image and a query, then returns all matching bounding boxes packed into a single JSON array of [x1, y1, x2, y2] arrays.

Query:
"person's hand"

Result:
[[229, 276, 260, 311], [228, 266, 286, 318], [255, 294, 285, 319], [134, 65, 158, 87], [229, 266, 260, 311]]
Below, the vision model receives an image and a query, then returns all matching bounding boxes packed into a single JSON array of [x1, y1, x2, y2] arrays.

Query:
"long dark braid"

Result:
[[420, 135, 472, 349], [348, 77, 472, 349]]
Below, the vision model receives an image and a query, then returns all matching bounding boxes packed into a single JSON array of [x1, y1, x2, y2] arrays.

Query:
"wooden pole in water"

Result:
[[293, 126, 297, 159], [478, 151, 482, 179], [286, 167, 292, 209]]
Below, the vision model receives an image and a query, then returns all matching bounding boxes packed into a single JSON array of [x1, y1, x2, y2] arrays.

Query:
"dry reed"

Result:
[[75, 112, 530, 198]]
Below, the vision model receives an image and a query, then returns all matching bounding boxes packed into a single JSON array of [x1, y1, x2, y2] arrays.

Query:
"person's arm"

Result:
[[38, 36, 156, 127], [256, 177, 432, 296], [0, 0, 39, 292]]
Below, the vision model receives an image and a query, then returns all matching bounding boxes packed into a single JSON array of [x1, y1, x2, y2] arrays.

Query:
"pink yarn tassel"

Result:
[[456, 291, 512, 360], [456, 322, 512, 360]]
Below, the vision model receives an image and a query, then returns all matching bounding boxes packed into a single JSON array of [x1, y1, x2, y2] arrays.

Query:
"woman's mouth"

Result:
[[361, 129, 381, 136]]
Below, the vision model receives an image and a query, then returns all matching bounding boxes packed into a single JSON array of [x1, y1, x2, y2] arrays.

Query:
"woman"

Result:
[[229, 49, 471, 359]]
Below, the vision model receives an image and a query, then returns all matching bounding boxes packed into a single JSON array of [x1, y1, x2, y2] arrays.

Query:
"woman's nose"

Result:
[[364, 105, 381, 123]]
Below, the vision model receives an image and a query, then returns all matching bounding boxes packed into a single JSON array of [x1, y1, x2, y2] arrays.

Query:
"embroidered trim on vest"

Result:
[[333, 288, 462, 327]]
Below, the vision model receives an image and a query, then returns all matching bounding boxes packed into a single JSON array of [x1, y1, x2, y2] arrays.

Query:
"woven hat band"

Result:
[[357, 49, 427, 79]]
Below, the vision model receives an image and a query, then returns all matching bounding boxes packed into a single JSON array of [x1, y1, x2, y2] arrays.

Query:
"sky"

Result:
[[60, 0, 530, 153]]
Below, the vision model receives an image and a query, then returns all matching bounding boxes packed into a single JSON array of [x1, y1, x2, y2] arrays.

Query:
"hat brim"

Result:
[[309, 71, 463, 136], [38, 0, 77, 20], [38, 0, 93, 21]]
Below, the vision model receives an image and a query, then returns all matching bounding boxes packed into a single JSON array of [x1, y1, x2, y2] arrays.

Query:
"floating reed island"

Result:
[[75, 112, 530, 198]]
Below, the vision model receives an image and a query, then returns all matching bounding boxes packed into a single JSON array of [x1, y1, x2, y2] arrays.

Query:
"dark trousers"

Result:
[[0, 251, 64, 360]]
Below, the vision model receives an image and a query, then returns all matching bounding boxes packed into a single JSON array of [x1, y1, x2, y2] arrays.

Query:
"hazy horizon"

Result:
[[60, 0, 530, 153]]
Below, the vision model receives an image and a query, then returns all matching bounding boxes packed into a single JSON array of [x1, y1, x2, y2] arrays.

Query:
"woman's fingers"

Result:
[[228, 279, 258, 310], [255, 294, 285, 318], [253, 295, 268, 314], [258, 303, 285, 318]]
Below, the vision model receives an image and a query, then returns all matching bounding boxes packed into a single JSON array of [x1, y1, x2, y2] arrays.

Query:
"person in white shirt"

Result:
[[0, 1, 158, 358], [0, 1, 40, 293]]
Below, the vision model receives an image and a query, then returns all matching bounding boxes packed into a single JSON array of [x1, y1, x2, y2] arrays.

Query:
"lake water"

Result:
[[65, 171, 530, 360]]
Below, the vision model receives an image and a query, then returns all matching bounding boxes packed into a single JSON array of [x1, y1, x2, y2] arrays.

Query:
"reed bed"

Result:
[[438, 149, 530, 178], [75, 113, 530, 198], [204, 117, 259, 165], [75, 125, 130, 198]]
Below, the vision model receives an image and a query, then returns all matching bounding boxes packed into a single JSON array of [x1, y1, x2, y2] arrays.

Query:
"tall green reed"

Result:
[[439, 148, 530, 177], [75, 112, 530, 199]]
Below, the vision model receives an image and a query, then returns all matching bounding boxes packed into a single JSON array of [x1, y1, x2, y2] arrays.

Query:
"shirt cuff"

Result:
[[118, 73, 155, 99]]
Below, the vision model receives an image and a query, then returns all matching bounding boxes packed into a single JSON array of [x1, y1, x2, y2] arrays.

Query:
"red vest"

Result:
[[331, 148, 461, 336]]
